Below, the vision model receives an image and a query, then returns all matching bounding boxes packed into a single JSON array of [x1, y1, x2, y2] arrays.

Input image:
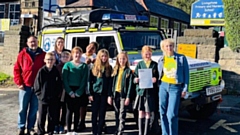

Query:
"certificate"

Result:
[[139, 69, 153, 89]]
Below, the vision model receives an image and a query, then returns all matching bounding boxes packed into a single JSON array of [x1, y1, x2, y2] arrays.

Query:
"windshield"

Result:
[[120, 31, 163, 51]]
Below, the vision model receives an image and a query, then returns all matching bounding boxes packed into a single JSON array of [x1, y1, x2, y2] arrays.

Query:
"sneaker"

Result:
[[59, 125, 65, 134], [54, 126, 59, 134], [18, 129, 25, 135], [26, 128, 37, 135]]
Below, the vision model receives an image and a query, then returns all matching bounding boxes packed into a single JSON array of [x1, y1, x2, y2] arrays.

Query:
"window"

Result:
[[96, 36, 117, 58], [120, 31, 162, 51], [0, 4, 5, 18], [150, 15, 159, 27], [9, 4, 20, 25], [72, 37, 90, 52], [161, 18, 169, 30], [181, 23, 188, 34], [174, 21, 180, 35]]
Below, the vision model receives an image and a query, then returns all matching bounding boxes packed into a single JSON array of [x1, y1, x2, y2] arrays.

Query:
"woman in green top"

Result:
[[133, 46, 159, 135], [62, 46, 88, 133]]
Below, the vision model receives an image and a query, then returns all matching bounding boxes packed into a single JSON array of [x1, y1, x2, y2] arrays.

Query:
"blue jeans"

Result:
[[18, 86, 38, 129], [159, 82, 182, 135]]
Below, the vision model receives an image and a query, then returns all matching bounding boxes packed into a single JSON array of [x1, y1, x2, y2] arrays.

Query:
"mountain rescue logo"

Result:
[[43, 38, 51, 52]]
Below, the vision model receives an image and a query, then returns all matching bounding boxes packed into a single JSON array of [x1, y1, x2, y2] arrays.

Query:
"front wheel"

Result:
[[187, 101, 219, 119]]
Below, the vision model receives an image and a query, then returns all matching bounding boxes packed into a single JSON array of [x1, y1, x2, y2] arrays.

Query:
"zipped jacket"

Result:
[[13, 47, 46, 87], [109, 67, 133, 99]]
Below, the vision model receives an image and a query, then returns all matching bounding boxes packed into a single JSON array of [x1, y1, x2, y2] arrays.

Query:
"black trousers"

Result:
[[56, 101, 66, 126], [37, 101, 57, 135], [91, 93, 107, 135], [113, 92, 127, 134], [65, 94, 81, 132]]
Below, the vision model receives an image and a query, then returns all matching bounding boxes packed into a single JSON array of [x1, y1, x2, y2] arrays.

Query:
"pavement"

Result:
[[217, 94, 240, 115], [1, 88, 240, 135]]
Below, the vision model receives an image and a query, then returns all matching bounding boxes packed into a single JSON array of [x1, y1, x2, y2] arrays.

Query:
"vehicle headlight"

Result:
[[212, 70, 217, 80], [220, 79, 225, 90]]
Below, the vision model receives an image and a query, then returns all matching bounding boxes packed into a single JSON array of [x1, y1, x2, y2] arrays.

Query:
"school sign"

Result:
[[191, 0, 224, 26]]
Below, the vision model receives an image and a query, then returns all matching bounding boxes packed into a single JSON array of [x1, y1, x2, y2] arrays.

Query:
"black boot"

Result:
[[144, 118, 150, 135], [138, 118, 144, 135]]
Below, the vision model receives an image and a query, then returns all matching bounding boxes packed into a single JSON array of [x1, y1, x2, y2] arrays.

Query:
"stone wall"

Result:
[[0, 25, 22, 76], [219, 47, 240, 92], [177, 29, 218, 62]]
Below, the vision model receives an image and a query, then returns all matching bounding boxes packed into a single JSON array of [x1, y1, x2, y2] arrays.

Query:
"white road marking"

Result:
[[0, 93, 6, 96], [210, 119, 239, 133]]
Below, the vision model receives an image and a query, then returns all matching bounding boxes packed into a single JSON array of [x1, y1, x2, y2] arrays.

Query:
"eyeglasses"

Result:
[[62, 56, 70, 58], [45, 59, 54, 61]]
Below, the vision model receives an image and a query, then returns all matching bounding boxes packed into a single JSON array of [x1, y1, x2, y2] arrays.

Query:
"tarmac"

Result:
[[1, 88, 240, 135]]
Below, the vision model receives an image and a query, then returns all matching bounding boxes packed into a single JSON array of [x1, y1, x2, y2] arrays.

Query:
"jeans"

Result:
[[159, 82, 182, 135], [18, 86, 38, 129]]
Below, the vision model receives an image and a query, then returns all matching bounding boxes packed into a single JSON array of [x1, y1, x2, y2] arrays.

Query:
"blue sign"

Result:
[[191, 0, 224, 19]]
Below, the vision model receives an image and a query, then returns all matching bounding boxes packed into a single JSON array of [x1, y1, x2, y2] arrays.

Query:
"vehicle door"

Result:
[[65, 33, 94, 52]]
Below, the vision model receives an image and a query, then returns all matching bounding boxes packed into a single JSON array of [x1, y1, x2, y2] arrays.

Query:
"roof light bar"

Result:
[[102, 13, 149, 22]]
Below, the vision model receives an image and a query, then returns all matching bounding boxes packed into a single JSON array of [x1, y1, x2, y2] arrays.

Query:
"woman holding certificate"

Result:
[[133, 46, 159, 135], [158, 39, 189, 135]]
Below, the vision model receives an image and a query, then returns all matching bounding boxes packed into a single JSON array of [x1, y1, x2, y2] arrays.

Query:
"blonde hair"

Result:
[[92, 49, 112, 78], [112, 52, 130, 76], [141, 45, 152, 60], [45, 52, 55, 59], [71, 46, 83, 55], [160, 39, 174, 54]]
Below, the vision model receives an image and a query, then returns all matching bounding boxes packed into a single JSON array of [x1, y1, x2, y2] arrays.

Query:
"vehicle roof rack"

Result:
[[42, 9, 150, 30]]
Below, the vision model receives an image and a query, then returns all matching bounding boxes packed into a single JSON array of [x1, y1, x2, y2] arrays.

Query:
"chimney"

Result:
[[140, 0, 148, 11]]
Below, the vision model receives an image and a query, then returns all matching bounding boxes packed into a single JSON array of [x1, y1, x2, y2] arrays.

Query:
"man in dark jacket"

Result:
[[34, 52, 62, 135], [13, 36, 46, 135]]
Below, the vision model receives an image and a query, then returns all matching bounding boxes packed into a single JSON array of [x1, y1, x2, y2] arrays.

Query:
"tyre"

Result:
[[187, 100, 219, 119]]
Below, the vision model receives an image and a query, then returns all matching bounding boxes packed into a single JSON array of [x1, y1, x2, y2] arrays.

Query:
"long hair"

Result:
[[112, 52, 130, 76], [92, 49, 111, 78], [54, 37, 65, 51]]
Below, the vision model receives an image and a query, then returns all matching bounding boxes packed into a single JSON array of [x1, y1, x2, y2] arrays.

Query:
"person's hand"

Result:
[[134, 78, 139, 83], [124, 98, 130, 106], [152, 77, 157, 83], [181, 91, 187, 98], [108, 97, 112, 105], [86, 58, 91, 64], [88, 96, 94, 101], [91, 58, 96, 63], [70, 93, 75, 98], [18, 85, 24, 90]]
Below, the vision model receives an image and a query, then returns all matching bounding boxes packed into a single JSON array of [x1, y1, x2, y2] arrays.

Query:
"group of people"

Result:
[[14, 35, 189, 135]]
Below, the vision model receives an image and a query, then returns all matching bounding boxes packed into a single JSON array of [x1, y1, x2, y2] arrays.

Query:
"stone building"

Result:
[[0, 0, 20, 25]]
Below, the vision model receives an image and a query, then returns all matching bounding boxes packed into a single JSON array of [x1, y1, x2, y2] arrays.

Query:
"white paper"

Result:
[[139, 69, 153, 89]]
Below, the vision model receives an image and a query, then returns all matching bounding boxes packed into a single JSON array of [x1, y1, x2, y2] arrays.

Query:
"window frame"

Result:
[[161, 18, 169, 30], [8, 3, 20, 25], [0, 4, 5, 19], [150, 15, 159, 27]]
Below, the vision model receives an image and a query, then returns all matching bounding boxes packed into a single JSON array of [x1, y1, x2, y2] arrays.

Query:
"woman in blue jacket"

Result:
[[158, 39, 189, 135]]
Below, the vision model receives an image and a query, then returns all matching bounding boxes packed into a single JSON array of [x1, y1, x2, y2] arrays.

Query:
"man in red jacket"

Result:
[[14, 36, 46, 135]]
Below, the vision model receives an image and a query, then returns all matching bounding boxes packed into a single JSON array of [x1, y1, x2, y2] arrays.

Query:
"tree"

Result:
[[158, 0, 197, 14], [222, 0, 240, 51]]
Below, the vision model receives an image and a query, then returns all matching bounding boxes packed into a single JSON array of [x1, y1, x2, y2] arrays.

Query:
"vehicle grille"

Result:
[[189, 69, 211, 92]]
